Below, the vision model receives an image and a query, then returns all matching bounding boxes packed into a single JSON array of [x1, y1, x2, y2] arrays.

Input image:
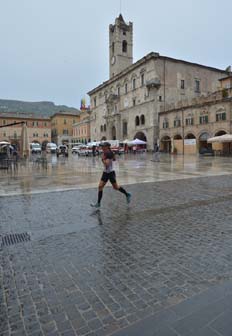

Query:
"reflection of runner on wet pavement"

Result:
[[91, 142, 131, 208]]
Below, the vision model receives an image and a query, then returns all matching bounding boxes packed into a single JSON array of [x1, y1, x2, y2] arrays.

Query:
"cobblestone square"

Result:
[[1, 155, 232, 335]]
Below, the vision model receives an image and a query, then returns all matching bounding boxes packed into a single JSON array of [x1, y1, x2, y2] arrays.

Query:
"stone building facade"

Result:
[[72, 108, 91, 144], [159, 84, 232, 155], [51, 111, 80, 146], [88, 14, 228, 150], [0, 113, 51, 149]]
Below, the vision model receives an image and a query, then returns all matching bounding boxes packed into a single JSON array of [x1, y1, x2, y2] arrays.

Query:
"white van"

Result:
[[30, 143, 41, 154], [46, 142, 57, 154]]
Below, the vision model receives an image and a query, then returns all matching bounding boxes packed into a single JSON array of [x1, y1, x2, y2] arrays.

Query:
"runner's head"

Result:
[[101, 142, 111, 153]]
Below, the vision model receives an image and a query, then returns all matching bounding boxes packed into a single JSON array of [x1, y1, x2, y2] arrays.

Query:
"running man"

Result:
[[91, 142, 131, 208]]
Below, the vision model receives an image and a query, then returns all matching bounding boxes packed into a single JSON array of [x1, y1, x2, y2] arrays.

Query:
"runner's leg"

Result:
[[111, 172, 132, 204], [98, 180, 106, 204]]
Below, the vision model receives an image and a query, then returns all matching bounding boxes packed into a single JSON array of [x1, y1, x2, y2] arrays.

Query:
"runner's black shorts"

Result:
[[101, 171, 116, 184]]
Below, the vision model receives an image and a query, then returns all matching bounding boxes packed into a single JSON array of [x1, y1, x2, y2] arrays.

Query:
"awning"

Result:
[[207, 134, 232, 143]]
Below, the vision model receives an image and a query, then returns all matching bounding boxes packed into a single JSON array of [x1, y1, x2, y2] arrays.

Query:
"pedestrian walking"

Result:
[[91, 142, 131, 208], [153, 143, 160, 162]]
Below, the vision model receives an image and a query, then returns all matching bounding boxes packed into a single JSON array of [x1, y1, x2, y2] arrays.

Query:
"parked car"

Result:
[[72, 145, 82, 154], [30, 143, 41, 154], [74, 145, 89, 156], [46, 142, 57, 154], [199, 147, 214, 156], [57, 145, 68, 157]]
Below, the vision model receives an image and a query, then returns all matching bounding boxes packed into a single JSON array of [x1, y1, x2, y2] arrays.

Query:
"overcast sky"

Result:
[[0, 0, 231, 108]]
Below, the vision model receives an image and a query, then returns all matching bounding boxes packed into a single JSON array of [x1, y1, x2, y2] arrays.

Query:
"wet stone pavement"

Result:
[[1, 173, 232, 335]]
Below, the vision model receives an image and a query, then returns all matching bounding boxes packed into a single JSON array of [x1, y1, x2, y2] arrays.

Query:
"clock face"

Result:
[[111, 56, 116, 65]]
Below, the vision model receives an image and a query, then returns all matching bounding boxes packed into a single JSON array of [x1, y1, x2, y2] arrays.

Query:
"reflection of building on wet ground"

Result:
[[1, 153, 232, 196]]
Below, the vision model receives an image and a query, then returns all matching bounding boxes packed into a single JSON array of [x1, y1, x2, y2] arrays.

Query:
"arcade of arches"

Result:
[[160, 130, 229, 154]]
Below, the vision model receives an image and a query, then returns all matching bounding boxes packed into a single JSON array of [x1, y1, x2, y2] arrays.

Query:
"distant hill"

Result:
[[0, 99, 80, 117]]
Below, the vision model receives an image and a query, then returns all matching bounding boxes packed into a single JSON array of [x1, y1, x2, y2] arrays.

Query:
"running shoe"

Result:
[[126, 193, 132, 204], [91, 202, 101, 208]]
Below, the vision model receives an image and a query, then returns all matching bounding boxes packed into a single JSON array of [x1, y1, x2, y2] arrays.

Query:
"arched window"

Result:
[[122, 40, 127, 53], [135, 116, 140, 126], [140, 115, 145, 125]]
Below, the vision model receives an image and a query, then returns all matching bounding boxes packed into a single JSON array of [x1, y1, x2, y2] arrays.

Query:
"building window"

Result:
[[117, 87, 120, 96], [63, 129, 69, 135], [163, 121, 169, 129], [174, 119, 181, 127], [3, 120, 6, 125], [141, 74, 145, 86], [185, 117, 194, 126], [104, 124, 106, 132], [123, 30, 126, 36], [132, 78, 136, 90], [125, 83, 128, 94], [133, 98, 136, 106], [159, 96, 162, 101], [122, 40, 127, 53], [135, 116, 140, 126], [181, 79, 185, 89], [44, 122, 47, 126], [3, 132, 6, 137], [94, 97, 97, 107], [140, 115, 145, 125], [64, 119, 67, 125], [112, 42, 115, 53], [100, 125, 103, 132], [195, 80, 200, 93], [123, 121, 127, 136], [199, 115, 208, 124], [216, 112, 226, 121]]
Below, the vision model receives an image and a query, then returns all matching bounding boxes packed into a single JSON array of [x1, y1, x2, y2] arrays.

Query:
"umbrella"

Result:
[[128, 138, 147, 145], [0, 141, 10, 145], [207, 134, 232, 143], [21, 123, 29, 158]]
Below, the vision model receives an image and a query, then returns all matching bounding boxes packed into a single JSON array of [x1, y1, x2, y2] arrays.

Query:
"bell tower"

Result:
[[109, 14, 133, 78]]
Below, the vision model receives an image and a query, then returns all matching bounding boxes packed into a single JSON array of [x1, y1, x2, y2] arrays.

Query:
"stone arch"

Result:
[[214, 130, 227, 136], [198, 132, 211, 152], [160, 135, 171, 153], [134, 131, 147, 142], [173, 134, 182, 140], [185, 133, 196, 139]]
